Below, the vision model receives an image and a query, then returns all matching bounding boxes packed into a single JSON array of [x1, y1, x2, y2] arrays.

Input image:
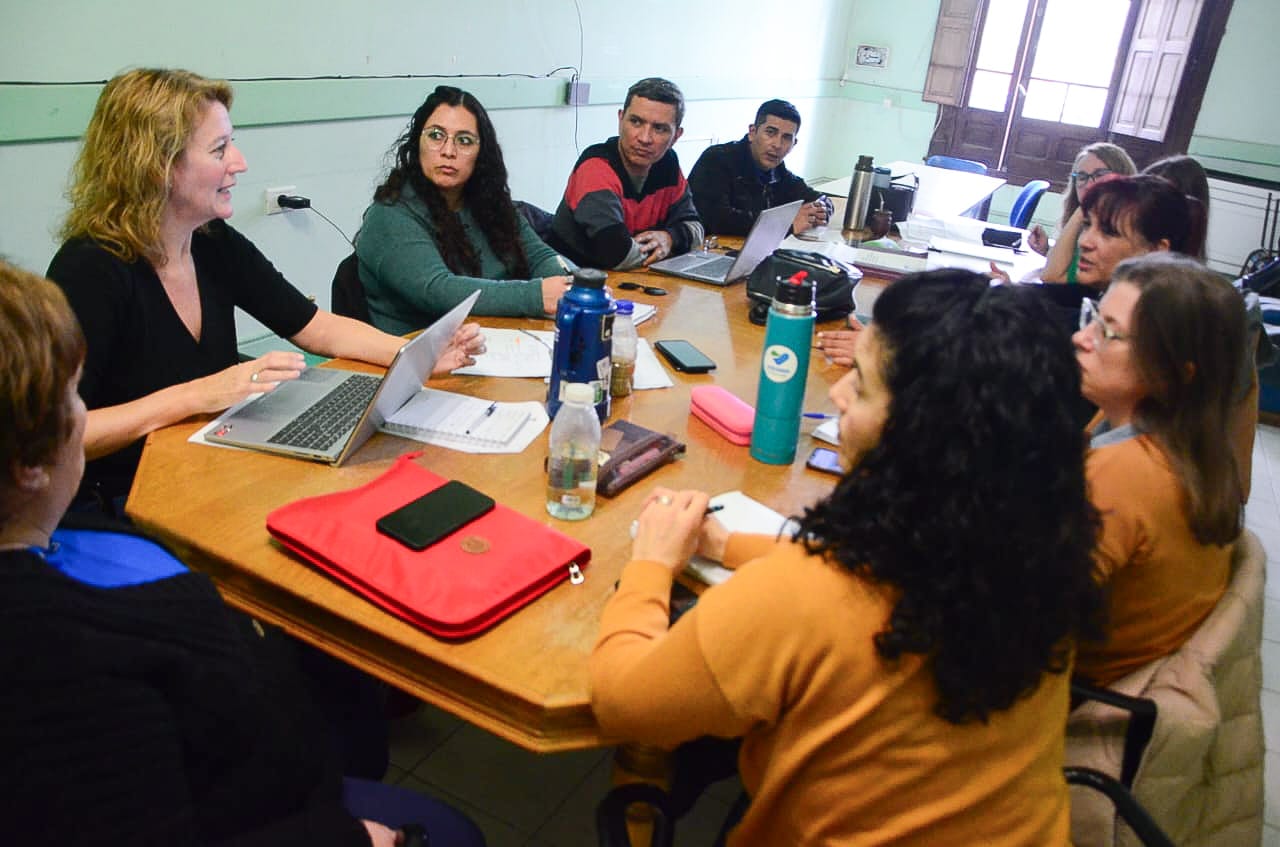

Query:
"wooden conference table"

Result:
[[126, 265, 853, 759]]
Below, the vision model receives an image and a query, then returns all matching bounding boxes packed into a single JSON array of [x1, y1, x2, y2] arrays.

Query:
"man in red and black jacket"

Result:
[[549, 77, 703, 271]]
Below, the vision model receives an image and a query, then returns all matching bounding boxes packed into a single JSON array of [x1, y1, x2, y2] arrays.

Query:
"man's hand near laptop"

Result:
[[636, 230, 675, 266]]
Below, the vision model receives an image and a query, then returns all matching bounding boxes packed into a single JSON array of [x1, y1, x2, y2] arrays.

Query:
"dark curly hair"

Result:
[[370, 86, 529, 279], [797, 270, 1103, 724]]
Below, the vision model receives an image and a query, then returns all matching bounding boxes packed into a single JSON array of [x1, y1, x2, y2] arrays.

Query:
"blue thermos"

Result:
[[750, 270, 815, 464], [547, 268, 616, 421]]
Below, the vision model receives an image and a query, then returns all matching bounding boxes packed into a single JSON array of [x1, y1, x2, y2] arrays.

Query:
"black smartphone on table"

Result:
[[655, 339, 716, 373], [376, 481, 496, 551], [806, 446, 844, 476]]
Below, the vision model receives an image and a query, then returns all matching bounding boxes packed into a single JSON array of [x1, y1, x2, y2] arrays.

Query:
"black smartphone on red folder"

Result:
[[376, 481, 495, 551]]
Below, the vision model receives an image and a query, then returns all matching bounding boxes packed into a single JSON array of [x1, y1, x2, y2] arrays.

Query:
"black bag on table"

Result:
[[746, 248, 861, 325]]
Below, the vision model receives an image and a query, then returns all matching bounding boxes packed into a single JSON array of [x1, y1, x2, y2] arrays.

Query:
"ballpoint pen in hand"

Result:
[[630, 503, 725, 539]]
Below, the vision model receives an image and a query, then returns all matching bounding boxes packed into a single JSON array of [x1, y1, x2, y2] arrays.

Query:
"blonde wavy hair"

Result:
[[60, 68, 233, 266]]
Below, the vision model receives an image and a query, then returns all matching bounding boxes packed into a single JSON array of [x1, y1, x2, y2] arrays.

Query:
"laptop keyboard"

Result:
[[267, 373, 381, 452], [688, 255, 735, 277]]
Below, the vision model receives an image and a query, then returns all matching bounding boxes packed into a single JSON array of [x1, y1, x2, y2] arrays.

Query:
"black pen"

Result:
[[465, 402, 498, 435], [629, 503, 727, 539]]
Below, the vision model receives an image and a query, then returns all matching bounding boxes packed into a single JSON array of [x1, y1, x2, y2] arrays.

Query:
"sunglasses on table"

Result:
[[617, 282, 668, 296]]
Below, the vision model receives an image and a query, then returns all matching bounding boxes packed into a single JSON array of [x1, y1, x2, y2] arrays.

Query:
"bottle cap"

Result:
[[775, 271, 815, 308], [855, 155, 874, 171], [615, 299, 635, 315], [564, 383, 594, 404], [571, 268, 607, 289]]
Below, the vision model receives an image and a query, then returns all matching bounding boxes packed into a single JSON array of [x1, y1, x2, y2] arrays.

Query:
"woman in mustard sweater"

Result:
[[1072, 253, 1245, 685], [592, 270, 1104, 845]]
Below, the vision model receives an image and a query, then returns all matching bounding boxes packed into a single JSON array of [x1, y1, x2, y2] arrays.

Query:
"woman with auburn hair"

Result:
[[592, 270, 1103, 845], [0, 261, 484, 845], [1072, 253, 1245, 686], [1030, 141, 1136, 282], [356, 85, 571, 334], [47, 68, 483, 510]]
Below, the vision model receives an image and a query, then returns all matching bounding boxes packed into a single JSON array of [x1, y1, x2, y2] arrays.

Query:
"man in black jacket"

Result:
[[688, 99, 831, 237]]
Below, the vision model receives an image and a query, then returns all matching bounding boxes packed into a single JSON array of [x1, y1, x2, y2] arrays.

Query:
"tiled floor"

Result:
[[388, 424, 1280, 847]]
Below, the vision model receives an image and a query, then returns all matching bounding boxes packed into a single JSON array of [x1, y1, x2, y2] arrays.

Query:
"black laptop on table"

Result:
[[206, 291, 480, 465], [649, 200, 803, 286]]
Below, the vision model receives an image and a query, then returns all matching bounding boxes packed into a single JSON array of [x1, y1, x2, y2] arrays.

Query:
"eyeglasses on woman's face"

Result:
[[1071, 168, 1113, 187], [422, 126, 480, 153], [1078, 297, 1131, 345]]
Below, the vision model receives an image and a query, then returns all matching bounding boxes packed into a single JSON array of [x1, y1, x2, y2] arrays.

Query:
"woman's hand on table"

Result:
[[541, 275, 573, 316], [988, 262, 1012, 284], [433, 322, 486, 374], [816, 314, 864, 367], [631, 487, 710, 570], [191, 352, 305, 413], [1028, 224, 1050, 256], [696, 513, 730, 564]]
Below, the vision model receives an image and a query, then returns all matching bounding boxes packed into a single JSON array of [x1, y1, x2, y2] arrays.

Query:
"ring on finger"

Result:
[[250, 371, 261, 384], [657, 495, 673, 506]]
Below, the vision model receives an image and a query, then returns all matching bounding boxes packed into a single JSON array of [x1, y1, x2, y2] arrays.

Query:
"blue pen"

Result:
[[803, 412, 835, 419]]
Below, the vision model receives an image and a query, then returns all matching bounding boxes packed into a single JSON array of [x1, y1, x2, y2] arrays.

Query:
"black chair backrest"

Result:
[[331, 252, 373, 325]]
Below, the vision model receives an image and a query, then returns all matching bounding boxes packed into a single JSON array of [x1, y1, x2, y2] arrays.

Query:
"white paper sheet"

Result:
[[684, 491, 798, 585]]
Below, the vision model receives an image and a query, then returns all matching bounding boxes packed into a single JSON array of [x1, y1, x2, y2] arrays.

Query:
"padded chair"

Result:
[[595, 770, 1175, 847], [514, 199, 555, 241], [1065, 529, 1266, 847], [331, 252, 373, 326], [1009, 180, 1051, 230], [925, 155, 991, 220]]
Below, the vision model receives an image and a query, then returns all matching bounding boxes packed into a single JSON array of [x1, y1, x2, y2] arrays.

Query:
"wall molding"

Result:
[[3, 75, 936, 144]]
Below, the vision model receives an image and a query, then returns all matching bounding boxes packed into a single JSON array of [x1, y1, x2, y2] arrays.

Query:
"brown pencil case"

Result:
[[597, 420, 685, 498]]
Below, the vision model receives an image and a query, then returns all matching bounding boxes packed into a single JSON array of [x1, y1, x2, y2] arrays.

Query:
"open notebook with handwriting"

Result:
[[381, 388, 532, 448]]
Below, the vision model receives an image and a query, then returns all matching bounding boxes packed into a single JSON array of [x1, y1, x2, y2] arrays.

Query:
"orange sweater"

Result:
[[591, 536, 1072, 846], [1076, 433, 1232, 685]]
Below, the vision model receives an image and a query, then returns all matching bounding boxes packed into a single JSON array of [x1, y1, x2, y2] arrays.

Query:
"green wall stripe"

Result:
[[2, 75, 937, 144]]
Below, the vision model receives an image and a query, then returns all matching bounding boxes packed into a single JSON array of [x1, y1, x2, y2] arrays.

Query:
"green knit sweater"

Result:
[[356, 183, 565, 334]]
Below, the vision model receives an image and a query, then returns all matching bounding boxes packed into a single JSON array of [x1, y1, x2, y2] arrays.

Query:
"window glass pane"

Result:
[[1060, 85, 1108, 127], [1021, 78, 1067, 122], [968, 70, 1013, 112], [1031, 0, 1131, 87], [974, 0, 1032, 72]]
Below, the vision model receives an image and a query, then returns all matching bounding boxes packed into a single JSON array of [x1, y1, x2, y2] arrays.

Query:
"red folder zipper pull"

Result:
[[569, 563, 585, 585]]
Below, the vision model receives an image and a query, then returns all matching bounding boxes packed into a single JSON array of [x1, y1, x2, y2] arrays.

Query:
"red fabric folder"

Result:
[[266, 453, 590, 639]]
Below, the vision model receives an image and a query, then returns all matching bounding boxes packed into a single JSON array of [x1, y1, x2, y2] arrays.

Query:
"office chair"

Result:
[[331, 252, 373, 325], [925, 155, 991, 220], [1065, 529, 1266, 847], [1009, 180, 1051, 230], [514, 199, 555, 241], [594, 770, 1175, 847]]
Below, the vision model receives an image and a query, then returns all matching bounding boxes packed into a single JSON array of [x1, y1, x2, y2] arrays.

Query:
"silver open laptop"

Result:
[[649, 199, 803, 286], [206, 291, 480, 464]]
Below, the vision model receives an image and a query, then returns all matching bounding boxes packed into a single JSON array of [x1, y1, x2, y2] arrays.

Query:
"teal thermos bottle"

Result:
[[750, 270, 815, 464]]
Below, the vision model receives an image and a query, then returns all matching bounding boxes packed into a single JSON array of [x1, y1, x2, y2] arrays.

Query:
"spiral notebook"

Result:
[[381, 387, 531, 448]]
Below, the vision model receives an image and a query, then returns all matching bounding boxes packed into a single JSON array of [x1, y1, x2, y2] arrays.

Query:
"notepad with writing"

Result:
[[684, 491, 798, 586], [382, 388, 531, 447]]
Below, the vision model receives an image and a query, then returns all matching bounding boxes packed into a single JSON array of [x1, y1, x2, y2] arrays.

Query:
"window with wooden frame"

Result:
[[923, 0, 1233, 190]]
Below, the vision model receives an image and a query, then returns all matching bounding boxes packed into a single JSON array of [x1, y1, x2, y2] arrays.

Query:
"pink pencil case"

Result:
[[690, 385, 754, 445]]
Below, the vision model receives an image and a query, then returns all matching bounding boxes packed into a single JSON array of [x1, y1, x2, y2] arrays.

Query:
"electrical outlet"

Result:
[[264, 185, 297, 215]]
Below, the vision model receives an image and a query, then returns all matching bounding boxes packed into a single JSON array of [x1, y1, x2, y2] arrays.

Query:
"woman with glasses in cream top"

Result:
[[355, 86, 572, 335], [1071, 253, 1244, 685], [1030, 142, 1136, 283]]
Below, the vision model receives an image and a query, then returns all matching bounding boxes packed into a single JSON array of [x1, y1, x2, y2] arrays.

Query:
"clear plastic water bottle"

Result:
[[546, 383, 601, 520], [610, 300, 638, 398]]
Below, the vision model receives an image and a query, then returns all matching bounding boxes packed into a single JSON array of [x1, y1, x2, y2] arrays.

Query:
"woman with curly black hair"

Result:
[[356, 86, 571, 334], [591, 270, 1103, 845]]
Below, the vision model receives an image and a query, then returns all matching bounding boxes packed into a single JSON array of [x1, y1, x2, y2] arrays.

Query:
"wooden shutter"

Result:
[[1109, 0, 1203, 141], [923, 0, 984, 106]]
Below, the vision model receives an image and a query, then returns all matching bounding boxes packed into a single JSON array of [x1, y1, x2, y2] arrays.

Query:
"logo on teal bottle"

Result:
[[762, 344, 799, 383]]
